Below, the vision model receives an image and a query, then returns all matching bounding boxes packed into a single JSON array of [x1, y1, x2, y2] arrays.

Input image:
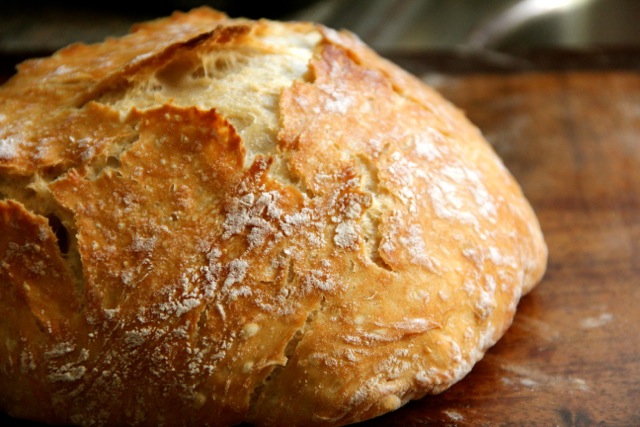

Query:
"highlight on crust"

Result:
[[0, 7, 547, 427]]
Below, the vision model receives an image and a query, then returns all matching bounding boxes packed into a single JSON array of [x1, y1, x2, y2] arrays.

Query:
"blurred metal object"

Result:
[[292, 0, 513, 51], [1, 0, 640, 59], [468, 0, 590, 48], [468, 0, 640, 49], [292, 0, 640, 52]]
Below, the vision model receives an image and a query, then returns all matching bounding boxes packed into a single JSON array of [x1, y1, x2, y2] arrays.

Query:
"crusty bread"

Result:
[[0, 7, 547, 427]]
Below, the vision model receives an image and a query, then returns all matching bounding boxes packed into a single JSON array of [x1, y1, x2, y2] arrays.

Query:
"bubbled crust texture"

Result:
[[0, 7, 547, 427]]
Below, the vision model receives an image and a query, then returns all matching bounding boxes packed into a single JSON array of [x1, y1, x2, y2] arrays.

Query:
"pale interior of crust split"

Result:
[[100, 22, 320, 180]]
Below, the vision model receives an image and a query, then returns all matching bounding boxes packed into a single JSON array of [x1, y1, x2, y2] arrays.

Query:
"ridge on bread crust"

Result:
[[0, 7, 547, 427]]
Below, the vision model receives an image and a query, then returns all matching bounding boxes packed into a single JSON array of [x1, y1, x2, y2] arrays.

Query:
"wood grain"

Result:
[[1, 68, 639, 426]]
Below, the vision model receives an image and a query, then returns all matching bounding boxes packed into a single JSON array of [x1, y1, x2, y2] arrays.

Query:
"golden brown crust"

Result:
[[0, 8, 547, 427]]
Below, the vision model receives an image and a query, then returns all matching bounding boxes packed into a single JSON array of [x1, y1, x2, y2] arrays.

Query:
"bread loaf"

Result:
[[0, 8, 547, 426]]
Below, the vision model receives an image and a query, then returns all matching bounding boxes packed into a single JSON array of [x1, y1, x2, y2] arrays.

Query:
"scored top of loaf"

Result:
[[0, 7, 547, 427]]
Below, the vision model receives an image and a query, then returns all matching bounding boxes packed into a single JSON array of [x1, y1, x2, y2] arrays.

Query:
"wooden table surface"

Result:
[[1, 61, 639, 426]]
